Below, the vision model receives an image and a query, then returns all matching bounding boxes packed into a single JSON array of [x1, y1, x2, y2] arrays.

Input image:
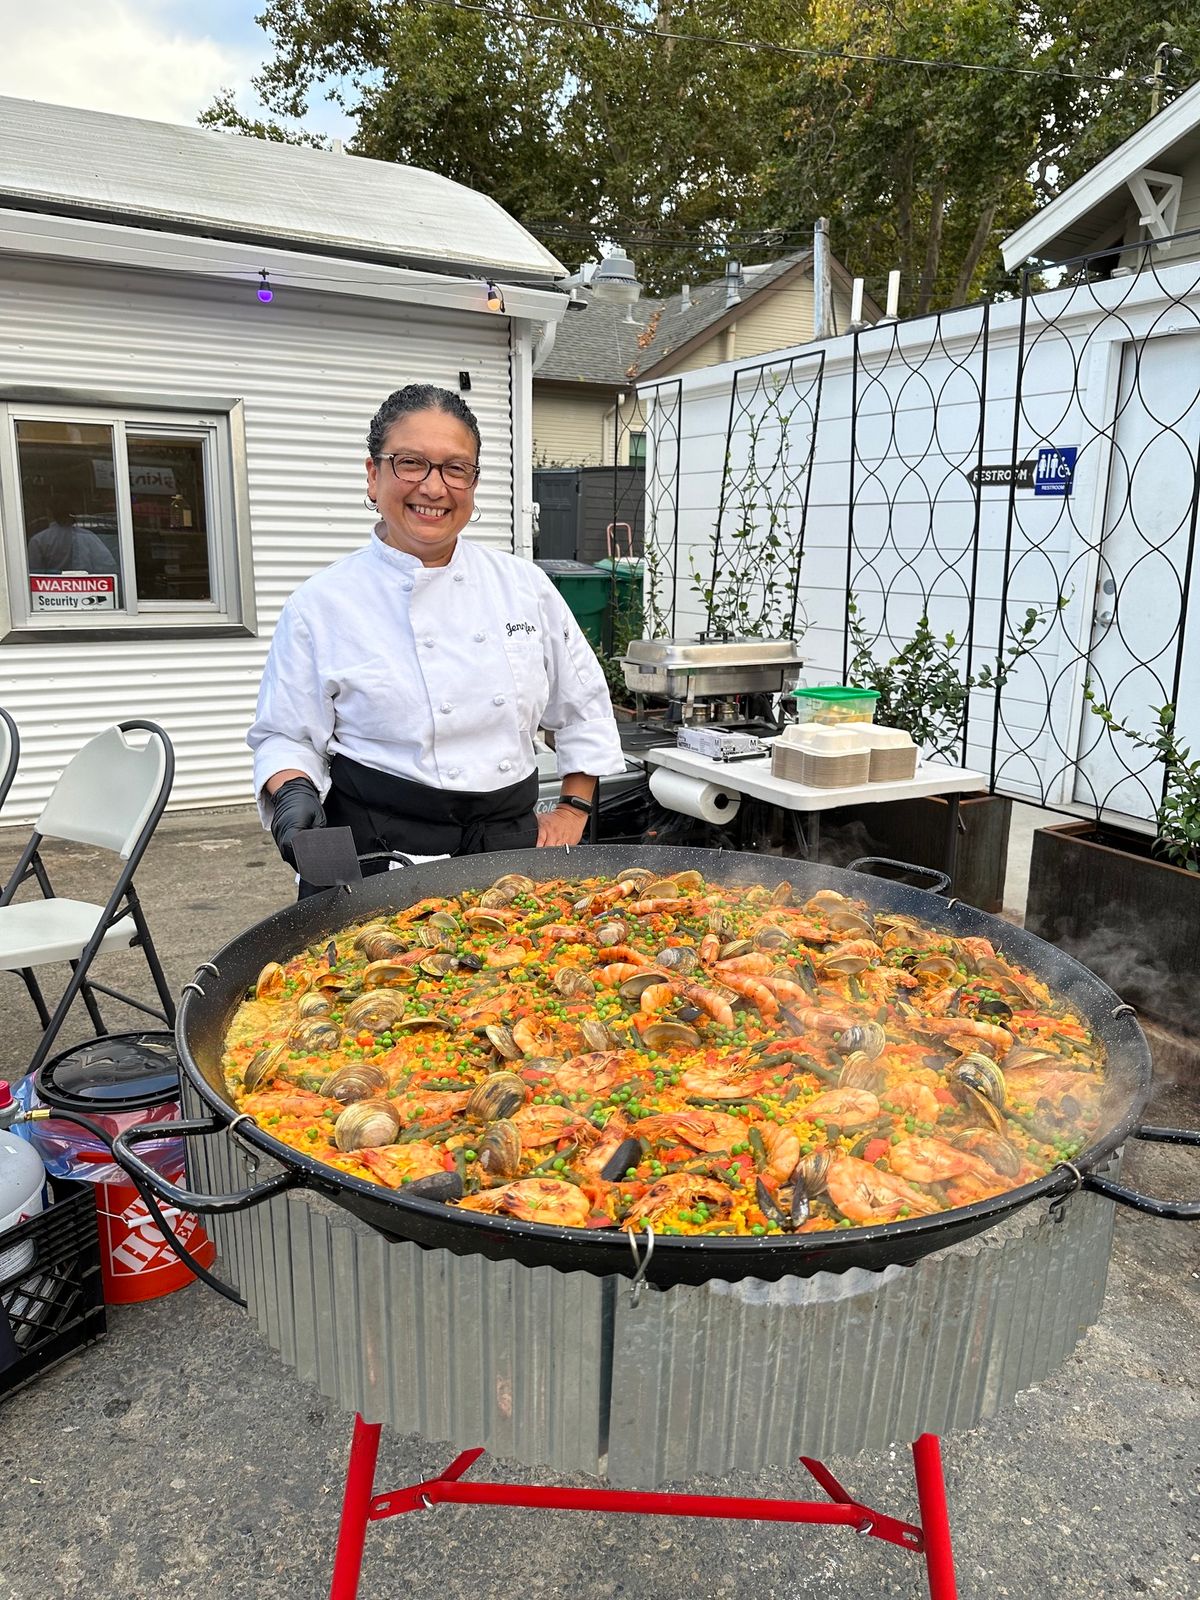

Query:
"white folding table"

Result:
[[643, 744, 987, 882]]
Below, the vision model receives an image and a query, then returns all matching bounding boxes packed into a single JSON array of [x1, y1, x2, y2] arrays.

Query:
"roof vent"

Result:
[[724, 259, 743, 306], [680, 284, 691, 310]]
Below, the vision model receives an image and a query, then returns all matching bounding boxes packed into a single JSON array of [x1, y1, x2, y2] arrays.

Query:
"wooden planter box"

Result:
[[823, 793, 1012, 912], [1024, 820, 1200, 1037]]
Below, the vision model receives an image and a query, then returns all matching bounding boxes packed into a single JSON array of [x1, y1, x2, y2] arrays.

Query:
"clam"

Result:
[[362, 959, 418, 990], [616, 867, 654, 886], [465, 1072, 527, 1122], [479, 887, 515, 909], [287, 1016, 342, 1052], [418, 925, 455, 951], [485, 944, 528, 970], [484, 1024, 522, 1060], [243, 1042, 285, 1092], [819, 952, 871, 977], [835, 1021, 887, 1059], [654, 945, 698, 974], [823, 907, 876, 939], [707, 910, 736, 939], [642, 879, 681, 899], [254, 962, 286, 1000], [464, 909, 510, 932], [343, 991, 407, 1034], [742, 885, 770, 906], [951, 1128, 1022, 1177], [552, 966, 596, 999], [640, 1020, 701, 1052], [618, 969, 671, 1003], [806, 890, 849, 913], [418, 952, 457, 978], [360, 931, 407, 962], [478, 1118, 523, 1178], [719, 938, 754, 960], [950, 1082, 1006, 1135], [669, 870, 703, 892], [839, 1054, 886, 1093], [769, 880, 793, 906], [314, 970, 353, 996], [333, 1098, 400, 1152], [911, 953, 960, 982], [297, 992, 332, 1017], [493, 873, 535, 896], [580, 1018, 622, 1052], [427, 911, 461, 935], [320, 1062, 390, 1104], [1004, 1045, 1064, 1073], [595, 918, 628, 946], [404, 1171, 464, 1202], [599, 1136, 644, 1183], [391, 1014, 454, 1033], [752, 926, 790, 952]]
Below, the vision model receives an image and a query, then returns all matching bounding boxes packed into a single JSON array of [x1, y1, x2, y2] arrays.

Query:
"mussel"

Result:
[[287, 1016, 342, 1052], [950, 1128, 1022, 1176], [403, 1171, 464, 1203], [243, 1042, 285, 1092], [640, 1020, 701, 1052], [254, 962, 286, 1000], [755, 1150, 832, 1231], [465, 1072, 527, 1122], [599, 1136, 644, 1183], [320, 1062, 389, 1104], [478, 1118, 523, 1178], [333, 1098, 401, 1152], [342, 991, 407, 1034]]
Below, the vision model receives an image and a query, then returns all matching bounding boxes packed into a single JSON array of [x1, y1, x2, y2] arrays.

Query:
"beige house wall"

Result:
[[532, 389, 610, 467], [668, 277, 858, 375]]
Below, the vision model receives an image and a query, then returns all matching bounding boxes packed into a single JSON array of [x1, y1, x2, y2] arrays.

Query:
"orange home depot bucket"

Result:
[[94, 1178, 216, 1304]]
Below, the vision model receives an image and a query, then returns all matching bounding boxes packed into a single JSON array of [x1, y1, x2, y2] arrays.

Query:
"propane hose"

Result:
[[21, 1107, 246, 1308]]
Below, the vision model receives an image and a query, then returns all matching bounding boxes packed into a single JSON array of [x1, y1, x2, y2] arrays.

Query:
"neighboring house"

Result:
[[533, 249, 876, 468], [1001, 78, 1200, 273], [0, 96, 566, 821]]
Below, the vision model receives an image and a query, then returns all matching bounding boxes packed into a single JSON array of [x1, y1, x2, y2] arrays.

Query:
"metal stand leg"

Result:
[[329, 1415, 383, 1600], [942, 795, 962, 889], [912, 1433, 958, 1599], [808, 812, 821, 863]]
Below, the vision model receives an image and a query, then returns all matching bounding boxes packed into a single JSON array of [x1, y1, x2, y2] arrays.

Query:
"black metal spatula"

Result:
[[291, 826, 363, 889]]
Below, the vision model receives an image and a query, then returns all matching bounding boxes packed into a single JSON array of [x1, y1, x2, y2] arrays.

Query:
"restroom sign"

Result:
[[1034, 446, 1077, 497], [29, 574, 117, 611]]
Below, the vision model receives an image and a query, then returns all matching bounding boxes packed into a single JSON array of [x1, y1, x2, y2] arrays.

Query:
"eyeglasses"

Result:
[[376, 454, 480, 489]]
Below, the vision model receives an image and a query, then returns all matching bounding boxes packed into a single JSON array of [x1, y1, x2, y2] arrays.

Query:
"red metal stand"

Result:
[[329, 1414, 959, 1600]]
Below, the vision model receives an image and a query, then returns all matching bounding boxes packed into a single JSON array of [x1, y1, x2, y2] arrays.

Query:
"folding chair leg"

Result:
[[70, 960, 108, 1034], [19, 968, 52, 1029], [126, 885, 176, 1026]]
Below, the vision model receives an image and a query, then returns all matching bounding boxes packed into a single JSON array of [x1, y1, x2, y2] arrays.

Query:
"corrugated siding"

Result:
[[0, 259, 514, 822], [532, 389, 609, 466]]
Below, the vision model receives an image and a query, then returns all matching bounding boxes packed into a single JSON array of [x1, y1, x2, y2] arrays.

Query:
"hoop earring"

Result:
[[364, 495, 377, 511], [469, 508, 482, 524]]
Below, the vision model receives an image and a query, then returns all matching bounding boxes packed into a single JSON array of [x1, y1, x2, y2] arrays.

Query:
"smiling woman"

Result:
[[248, 385, 625, 892]]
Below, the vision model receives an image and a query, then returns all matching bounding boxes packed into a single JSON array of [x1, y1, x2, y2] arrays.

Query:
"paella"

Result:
[[222, 868, 1106, 1237]]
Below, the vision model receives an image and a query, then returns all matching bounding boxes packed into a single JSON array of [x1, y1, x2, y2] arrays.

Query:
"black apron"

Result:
[[298, 753, 539, 897]]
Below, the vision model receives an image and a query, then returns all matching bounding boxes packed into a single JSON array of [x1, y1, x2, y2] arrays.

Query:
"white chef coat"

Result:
[[248, 528, 625, 823]]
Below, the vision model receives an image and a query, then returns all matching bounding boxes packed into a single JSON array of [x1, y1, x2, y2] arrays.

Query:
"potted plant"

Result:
[[831, 599, 1059, 911], [1024, 696, 1200, 1035]]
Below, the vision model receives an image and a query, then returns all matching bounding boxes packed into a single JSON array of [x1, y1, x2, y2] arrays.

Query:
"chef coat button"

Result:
[[499, 759, 512, 773], [453, 573, 464, 582], [474, 631, 486, 642], [401, 580, 413, 592], [492, 694, 506, 706], [448, 766, 461, 778], [422, 637, 434, 648], [440, 701, 453, 714]]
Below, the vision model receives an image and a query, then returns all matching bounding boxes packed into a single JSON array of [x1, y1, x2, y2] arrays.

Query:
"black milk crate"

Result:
[[1, 1177, 106, 1400]]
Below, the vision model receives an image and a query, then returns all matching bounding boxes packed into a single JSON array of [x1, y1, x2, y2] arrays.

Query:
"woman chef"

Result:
[[248, 384, 625, 887]]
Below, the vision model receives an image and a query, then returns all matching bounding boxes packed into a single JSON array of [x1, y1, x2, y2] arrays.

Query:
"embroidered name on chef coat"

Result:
[[506, 621, 537, 637]]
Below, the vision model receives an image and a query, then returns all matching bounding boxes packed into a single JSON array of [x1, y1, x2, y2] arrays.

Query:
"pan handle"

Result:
[[846, 856, 951, 896], [112, 1115, 302, 1214], [1079, 1125, 1200, 1220]]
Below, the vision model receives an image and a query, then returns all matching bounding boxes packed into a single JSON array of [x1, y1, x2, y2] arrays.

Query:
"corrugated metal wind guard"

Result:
[[183, 1079, 1116, 1488]]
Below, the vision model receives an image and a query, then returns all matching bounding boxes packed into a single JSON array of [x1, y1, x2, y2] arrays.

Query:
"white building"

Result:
[[0, 97, 566, 820]]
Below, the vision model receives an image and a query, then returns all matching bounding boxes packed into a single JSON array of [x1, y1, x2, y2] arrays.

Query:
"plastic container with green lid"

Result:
[[789, 685, 880, 725], [593, 556, 644, 649], [534, 559, 610, 648]]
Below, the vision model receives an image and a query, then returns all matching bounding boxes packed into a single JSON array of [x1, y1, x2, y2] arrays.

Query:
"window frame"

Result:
[[0, 388, 256, 643], [627, 430, 648, 468]]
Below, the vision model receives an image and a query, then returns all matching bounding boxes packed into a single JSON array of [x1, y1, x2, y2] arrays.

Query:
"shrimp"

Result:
[[959, 936, 996, 962], [242, 1088, 339, 1120], [592, 944, 654, 968], [825, 1156, 941, 1223], [919, 1016, 1014, 1055], [553, 1050, 627, 1097], [593, 962, 648, 987], [888, 1136, 992, 1185], [714, 953, 774, 975], [577, 1112, 633, 1176], [713, 970, 780, 1019], [511, 1104, 587, 1149], [671, 979, 736, 1029], [623, 1174, 734, 1228], [886, 1081, 942, 1123], [678, 1060, 779, 1100], [757, 1121, 802, 1183], [639, 982, 678, 1015], [627, 896, 702, 915], [575, 880, 640, 913], [357, 1141, 444, 1187], [759, 976, 816, 1005], [786, 1003, 858, 1036], [800, 1088, 881, 1128], [772, 913, 836, 943], [698, 932, 721, 965], [390, 1089, 472, 1122], [633, 1109, 745, 1153], [943, 1171, 1010, 1207], [539, 923, 587, 941], [457, 1178, 591, 1228], [512, 1016, 554, 1056]]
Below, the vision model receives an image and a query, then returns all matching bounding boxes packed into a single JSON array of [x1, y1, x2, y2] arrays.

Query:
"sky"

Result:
[[0, 0, 353, 139]]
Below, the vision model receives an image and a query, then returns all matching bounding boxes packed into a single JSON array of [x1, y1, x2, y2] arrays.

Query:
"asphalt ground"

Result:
[[1, 806, 1197, 1600]]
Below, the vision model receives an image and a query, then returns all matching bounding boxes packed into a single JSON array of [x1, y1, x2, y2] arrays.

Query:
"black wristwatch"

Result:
[[556, 794, 593, 816]]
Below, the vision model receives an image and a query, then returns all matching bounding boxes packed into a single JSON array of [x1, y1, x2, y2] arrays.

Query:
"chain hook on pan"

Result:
[[627, 1222, 656, 1308], [1049, 1159, 1084, 1223]]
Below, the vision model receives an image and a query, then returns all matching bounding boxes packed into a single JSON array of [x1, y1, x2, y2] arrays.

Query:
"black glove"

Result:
[[269, 776, 326, 867]]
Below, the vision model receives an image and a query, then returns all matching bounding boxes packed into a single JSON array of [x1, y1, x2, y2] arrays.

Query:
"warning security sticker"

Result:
[[29, 575, 117, 611]]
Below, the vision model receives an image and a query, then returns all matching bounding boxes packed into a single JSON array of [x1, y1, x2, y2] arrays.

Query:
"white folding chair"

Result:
[[0, 720, 176, 1071], [0, 707, 17, 819]]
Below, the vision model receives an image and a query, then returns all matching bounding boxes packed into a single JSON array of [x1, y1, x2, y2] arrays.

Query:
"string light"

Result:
[[486, 278, 506, 312], [257, 270, 273, 304]]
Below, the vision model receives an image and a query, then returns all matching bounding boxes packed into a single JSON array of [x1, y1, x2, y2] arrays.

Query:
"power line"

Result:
[[424, 0, 1152, 87]]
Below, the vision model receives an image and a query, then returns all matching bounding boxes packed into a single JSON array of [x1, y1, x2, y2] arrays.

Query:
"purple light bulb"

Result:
[[258, 272, 273, 303]]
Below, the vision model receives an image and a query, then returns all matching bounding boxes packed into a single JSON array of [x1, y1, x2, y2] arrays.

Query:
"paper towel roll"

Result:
[[650, 766, 741, 825]]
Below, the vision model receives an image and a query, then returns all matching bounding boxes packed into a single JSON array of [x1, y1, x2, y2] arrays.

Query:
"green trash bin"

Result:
[[534, 559, 611, 648], [593, 557, 645, 651]]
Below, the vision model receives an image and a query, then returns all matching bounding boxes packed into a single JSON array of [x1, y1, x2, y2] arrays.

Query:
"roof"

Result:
[[0, 95, 564, 282], [1000, 80, 1200, 270], [538, 251, 817, 386]]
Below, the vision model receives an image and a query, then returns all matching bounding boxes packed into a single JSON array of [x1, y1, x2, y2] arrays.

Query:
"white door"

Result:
[[1072, 329, 1200, 822]]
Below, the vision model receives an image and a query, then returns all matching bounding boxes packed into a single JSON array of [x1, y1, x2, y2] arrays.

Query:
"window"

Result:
[[627, 431, 648, 468], [1, 400, 252, 637]]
